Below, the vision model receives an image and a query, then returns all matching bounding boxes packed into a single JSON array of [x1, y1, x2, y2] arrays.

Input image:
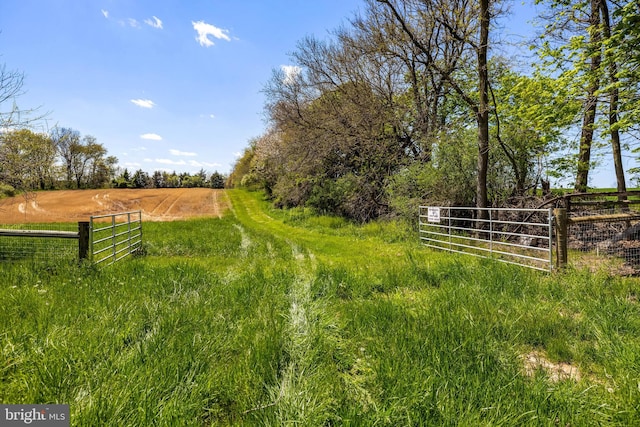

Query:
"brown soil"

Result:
[[521, 351, 581, 383], [0, 188, 230, 223]]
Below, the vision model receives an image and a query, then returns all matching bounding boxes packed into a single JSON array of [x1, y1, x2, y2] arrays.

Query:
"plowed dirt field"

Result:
[[0, 188, 229, 223]]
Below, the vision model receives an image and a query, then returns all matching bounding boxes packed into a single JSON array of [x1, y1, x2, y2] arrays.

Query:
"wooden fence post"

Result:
[[78, 221, 90, 261], [554, 208, 568, 268]]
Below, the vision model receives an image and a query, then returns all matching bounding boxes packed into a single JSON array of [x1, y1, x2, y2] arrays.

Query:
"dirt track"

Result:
[[0, 189, 229, 223]]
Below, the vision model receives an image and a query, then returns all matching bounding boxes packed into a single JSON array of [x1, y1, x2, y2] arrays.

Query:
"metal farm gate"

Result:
[[90, 211, 143, 266], [419, 206, 554, 272]]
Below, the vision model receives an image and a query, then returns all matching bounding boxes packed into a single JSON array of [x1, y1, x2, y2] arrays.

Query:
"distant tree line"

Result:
[[229, 0, 640, 222], [0, 126, 226, 196], [112, 168, 226, 189]]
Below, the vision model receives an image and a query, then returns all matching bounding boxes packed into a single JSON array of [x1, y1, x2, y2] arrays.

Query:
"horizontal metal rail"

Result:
[[90, 210, 142, 220], [0, 229, 78, 239], [568, 213, 640, 224], [92, 222, 141, 234]]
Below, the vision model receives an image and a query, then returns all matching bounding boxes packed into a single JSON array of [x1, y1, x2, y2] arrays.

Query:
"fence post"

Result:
[[554, 208, 568, 268], [78, 221, 90, 261]]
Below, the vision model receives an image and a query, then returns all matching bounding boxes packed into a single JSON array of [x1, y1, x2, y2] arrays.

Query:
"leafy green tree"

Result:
[[50, 127, 80, 188], [227, 145, 255, 189], [113, 168, 132, 188], [0, 129, 56, 190], [535, 0, 636, 192], [386, 129, 477, 221], [209, 171, 225, 189], [132, 169, 150, 189], [152, 170, 164, 188], [164, 171, 180, 188], [376, 0, 498, 217], [89, 155, 117, 188], [489, 66, 580, 197]]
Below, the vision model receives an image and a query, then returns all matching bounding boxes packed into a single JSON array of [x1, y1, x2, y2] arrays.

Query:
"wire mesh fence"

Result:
[[0, 222, 79, 266], [568, 207, 640, 275]]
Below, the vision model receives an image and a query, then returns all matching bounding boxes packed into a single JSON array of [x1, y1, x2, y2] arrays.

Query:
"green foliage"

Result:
[[227, 144, 255, 189], [208, 171, 225, 189], [386, 132, 476, 222], [0, 182, 16, 199], [490, 66, 581, 194], [2, 189, 640, 425], [0, 128, 57, 191]]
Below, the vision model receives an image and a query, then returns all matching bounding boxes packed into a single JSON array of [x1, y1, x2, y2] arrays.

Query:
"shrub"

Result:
[[0, 182, 16, 199]]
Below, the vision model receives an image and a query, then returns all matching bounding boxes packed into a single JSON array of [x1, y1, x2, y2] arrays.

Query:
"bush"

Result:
[[0, 183, 16, 199], [385, 134, 476, 224]]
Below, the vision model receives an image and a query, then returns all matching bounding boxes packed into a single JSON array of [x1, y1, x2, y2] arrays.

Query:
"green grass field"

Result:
[[2, 190, 640, 425]]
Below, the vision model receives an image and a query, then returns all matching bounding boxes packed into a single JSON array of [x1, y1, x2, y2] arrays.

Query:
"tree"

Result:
[[50, 127, 81, 188], [489, 65, 580, 198], [152, 170, 165, 188], [191, 169, 207, 188], [536, 0, 636, 192], [227, 145, 255, 188], [0, 63, 44, 129], [132, 169, 150, 188], [261, 23, 419, 219], [376, 0, 498, 216], [80, 136, 110, 188], [89, 155, 117, 188], [50, 128, 114, 188], [0, 63, 24, 127], [209, 171, 225, 189], [0, 129, 56, 190]]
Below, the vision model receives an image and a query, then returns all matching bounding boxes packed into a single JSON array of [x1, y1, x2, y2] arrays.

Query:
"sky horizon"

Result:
[[1, 0, 366, 177], [1, 1, 629, 187]]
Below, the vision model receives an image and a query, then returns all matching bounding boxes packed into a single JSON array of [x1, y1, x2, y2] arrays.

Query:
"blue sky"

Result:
[[6, 1, 624, 187], [0, 0, 366, 175]]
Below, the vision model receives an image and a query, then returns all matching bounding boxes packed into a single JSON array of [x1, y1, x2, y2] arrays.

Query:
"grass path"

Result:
[[227, 190, 640, 425], [228, 191, 368, 423], [227, 190, 409, 267]]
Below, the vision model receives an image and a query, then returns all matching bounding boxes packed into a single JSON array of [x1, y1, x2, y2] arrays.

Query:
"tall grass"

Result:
[[1, 190, 639, 425]]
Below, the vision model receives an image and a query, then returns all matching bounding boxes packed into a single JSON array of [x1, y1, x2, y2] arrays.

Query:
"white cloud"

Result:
[[101, 9, 109, 19], [145, 16, 163, 29], [281, 65, 302, 85], [189, 160, 221, 168], [192, 20, 231, 47], [170, 149, 197, 157], [156, 159, 187, 165], [131, 99, 156, 109], [234, 151, 242, 158], [140, 133, 162, 141], [127, 18, 140, 28]]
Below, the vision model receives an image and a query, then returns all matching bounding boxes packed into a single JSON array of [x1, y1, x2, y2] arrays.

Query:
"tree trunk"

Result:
[[599, 0, 627, 199], [575, 0, 602, 192], [477, 0, 490, 217]]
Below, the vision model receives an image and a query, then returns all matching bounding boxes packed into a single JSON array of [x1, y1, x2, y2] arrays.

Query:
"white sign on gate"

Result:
[[427, 207, 440, 223]]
